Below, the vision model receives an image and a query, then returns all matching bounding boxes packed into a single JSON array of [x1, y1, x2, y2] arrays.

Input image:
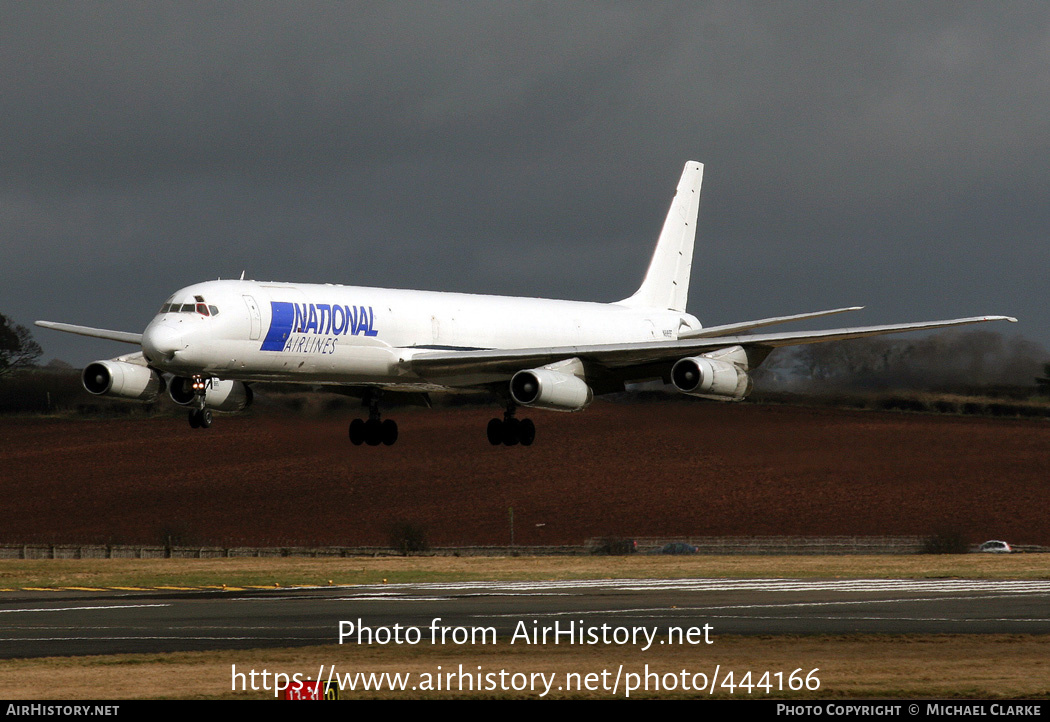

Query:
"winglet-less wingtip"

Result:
[[35, 320, 143, 345]]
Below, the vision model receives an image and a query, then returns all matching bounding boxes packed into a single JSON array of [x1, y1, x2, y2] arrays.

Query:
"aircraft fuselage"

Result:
[[142, 279, 701, 388]]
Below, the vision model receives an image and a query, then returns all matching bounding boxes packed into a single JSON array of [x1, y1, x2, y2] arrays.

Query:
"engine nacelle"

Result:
[[510, 368, 593, 412], [82, 360, 164, 402], [169, 377, 253, 412], [671, 356, 752, 401], [168, 376, 197, 405]]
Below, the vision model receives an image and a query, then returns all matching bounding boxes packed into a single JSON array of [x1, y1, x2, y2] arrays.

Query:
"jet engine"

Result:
[[510, 368, 593, 412], [169, 377, 253, 412], [671, 355, 752, 401], [82, 360, 164, 402]]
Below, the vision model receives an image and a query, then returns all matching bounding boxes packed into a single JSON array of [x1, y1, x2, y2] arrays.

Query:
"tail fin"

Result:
[[619, 161, 703, 312]]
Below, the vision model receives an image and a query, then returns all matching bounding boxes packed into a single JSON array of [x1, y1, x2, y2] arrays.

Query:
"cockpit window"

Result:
[[158, 297, 216, 316]]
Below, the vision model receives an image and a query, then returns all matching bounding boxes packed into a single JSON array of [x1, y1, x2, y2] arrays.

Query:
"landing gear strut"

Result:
[[349, 392, 398, 446], [187, 375, 212, 429], [487, 404, 535, 446]]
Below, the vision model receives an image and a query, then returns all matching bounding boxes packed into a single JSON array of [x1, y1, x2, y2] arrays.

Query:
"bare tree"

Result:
[[0, 314, 43, 379], [1036, 363, 1050, 396]]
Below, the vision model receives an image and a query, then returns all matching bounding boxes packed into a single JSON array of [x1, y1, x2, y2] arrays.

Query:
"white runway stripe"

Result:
[[332, 578, 1050, 596], [0, 603, 171, 615]]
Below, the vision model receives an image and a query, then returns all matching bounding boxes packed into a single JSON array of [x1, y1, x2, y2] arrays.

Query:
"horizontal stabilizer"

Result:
[[735, 315, 1018, 348], [680, 306, 865, 339], [35, 321, 143, 345]]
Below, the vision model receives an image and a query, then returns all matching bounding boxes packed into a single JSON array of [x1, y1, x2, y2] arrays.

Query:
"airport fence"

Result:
[[3, 537, 1045, 559]]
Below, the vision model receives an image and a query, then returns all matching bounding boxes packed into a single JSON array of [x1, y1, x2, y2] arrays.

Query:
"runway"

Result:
[[2, 577, 1049, 658]]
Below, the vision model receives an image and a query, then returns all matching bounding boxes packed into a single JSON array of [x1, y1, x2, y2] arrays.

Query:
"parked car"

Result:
[[658, 542, 699, 555], [978, 540, 1012, 553]]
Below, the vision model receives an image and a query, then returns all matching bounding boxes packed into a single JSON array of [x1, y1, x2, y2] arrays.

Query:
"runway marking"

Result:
[[2, 625, 333, 631], [356, 578, 1050, 595], [4, 586, 251, 593], [702, 615, 1050, 623], [485, 593, 1048, 617], [329, 596, 454, 602], [0, 604, 171, 615], [694, 593, 1050, 610], [3, 578, 1049, 597], [0, 636, 320, 642]]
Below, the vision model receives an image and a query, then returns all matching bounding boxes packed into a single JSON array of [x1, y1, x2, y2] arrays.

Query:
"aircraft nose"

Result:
[[142, 324, 186, 363]]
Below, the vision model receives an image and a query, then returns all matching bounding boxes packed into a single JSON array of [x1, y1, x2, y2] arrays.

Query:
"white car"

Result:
[[979, 540, 1012, 553]]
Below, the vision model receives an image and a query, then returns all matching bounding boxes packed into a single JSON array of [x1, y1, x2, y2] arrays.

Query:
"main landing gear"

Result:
[[487, 404, 535, 446], [187, 375, 212, 429], [349, 393, 398, 446]]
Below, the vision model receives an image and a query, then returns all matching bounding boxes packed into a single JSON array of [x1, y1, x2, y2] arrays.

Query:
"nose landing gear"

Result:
[[188, 407, 212, 428], [187, 375, 212, 429]]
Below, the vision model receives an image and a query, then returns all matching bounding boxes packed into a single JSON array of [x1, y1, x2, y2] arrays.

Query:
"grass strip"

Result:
[[0, 555, 1046, 590], [2, 635, 1048, 699]]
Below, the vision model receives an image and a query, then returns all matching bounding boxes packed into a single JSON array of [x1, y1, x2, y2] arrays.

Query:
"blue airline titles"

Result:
[[261, 302, 378, 354]]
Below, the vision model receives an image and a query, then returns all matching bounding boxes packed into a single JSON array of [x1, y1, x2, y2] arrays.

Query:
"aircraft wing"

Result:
[[35, 321, 143, 345], [407, 315, 1017, 384]]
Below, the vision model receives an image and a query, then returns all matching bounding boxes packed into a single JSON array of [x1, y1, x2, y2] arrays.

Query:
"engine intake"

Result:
[[169, 377, 253, 412], [671, 356, 752, 401], [82, 360, 164, 402], [510, 368, 593, 412]]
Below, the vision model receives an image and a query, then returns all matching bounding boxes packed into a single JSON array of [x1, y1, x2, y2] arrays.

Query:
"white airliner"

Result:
[[37, 162, 1015, 446]]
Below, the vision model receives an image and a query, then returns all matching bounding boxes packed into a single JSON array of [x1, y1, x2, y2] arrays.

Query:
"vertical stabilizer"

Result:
[[619, 161, 703, 312]]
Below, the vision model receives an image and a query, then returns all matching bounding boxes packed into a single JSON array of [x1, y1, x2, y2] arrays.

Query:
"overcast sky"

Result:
[[3, 2, 1048, 366]]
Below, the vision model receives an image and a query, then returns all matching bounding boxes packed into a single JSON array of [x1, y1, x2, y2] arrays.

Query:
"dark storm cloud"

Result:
[[2, 2, 1048, 364]]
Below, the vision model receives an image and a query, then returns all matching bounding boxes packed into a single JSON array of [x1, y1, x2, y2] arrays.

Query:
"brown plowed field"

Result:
[[1, 402, 1048, 547]]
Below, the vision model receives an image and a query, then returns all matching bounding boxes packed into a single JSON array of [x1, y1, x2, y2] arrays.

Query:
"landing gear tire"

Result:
[[487, 416, 535, 446], [502, 417, 520, 446], [518, 418, 535, 446], [487, 418, 503, 445], [349, 418, 365, 445], [381, 419, 398, 446], [364, 419, 382, 446], [188, 408, 212, 429], [351, 417, 398, 446]]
